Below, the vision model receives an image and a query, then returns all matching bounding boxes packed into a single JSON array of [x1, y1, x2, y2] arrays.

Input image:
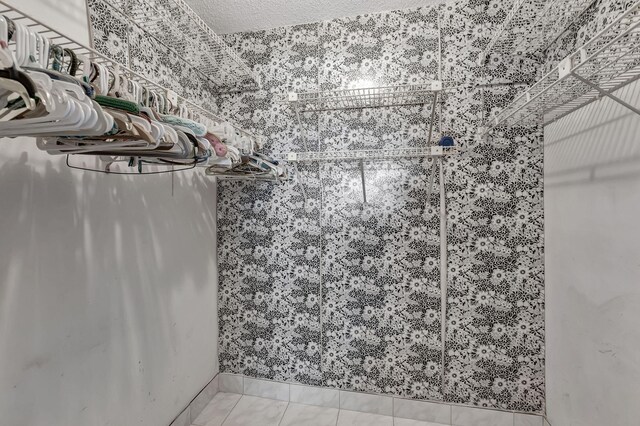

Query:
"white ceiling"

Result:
[[185, 0, 439, 34]]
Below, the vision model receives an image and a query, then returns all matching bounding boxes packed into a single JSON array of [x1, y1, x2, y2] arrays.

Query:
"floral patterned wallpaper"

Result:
[[87, 0, 548, 414], [214, 0, 545, 413], [88, 0, 219, 112], [543, 0, 637, 74]]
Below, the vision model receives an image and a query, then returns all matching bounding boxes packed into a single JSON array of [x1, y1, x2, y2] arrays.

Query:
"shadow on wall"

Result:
[[545, 81, 640, 187], [3, 0, 91, 44], [0, 143, 217, 426], [544, 79, 640, 426]]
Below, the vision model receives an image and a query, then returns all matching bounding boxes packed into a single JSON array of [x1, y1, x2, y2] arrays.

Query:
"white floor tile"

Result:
[[336, 409, 393, 426], [219, 374, 244, 394], [393, 398, 451, 424], [451, 405, 513, 426], [515, 413, 544, 426], [394, 418, 450, 426], [190, 377, 220, 424], [279, 403, 339, 426], [222, 395, 288, 426], [290, 384, 340, 408], [339, 391, 393, 416], [193, 392, 242, 426], [244, 377, 289, 401]]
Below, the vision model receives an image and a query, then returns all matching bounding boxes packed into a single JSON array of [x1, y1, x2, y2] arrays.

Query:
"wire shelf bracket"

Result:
[[485, 0, 640, 132]]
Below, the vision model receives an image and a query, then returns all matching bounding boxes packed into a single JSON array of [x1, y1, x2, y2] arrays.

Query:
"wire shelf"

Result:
[[287, 82, 442, 112], [286, 146, 458, 162], [0, 0, 260, 142], [481, 0, 594, 63], [488, 0, 640, 129], [107, 0, 259, 91]]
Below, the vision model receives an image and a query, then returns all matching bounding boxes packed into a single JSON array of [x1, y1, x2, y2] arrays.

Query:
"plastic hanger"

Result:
[[0, 16, 8, 44]]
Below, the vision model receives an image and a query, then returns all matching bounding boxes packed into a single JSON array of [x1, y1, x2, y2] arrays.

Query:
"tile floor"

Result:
[[192, 393, 449, 426]]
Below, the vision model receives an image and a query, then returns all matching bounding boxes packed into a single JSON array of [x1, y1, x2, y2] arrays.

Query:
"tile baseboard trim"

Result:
[[217, 373, 545, 424], [169, 373, 220, 426]]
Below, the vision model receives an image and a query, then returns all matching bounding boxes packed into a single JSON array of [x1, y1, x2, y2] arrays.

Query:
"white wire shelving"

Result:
[[285, 146, 457, 205], [486, 0, 640, 131], [286, 82, 443, 112], [106, 0, 259, 91], [285, 82, 451, 203], [285, 146, 457, 163], [286, 82, 445, 159], [0, 0, 260, 145], [480, 0, 595, 64]]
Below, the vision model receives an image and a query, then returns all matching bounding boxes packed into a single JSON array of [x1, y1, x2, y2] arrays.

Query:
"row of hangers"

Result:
[[0, 14, 287, 180]]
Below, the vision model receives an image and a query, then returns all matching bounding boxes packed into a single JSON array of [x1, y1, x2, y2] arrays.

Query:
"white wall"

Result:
[[0, 1, 219, 426], [545, 81, 640, 426], [4, 0, 91, 45]]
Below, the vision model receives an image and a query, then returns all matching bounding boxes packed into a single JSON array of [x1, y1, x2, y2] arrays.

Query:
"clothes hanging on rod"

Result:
[[0, 11, 286, 180]]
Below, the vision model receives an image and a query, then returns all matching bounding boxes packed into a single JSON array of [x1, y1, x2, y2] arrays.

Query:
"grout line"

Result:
[[277, 401, 290, 426], [220, 373, 541, 419], [176, 373, 220, 426], [392, 397, 395, 423], [220, 394, 243, 426]]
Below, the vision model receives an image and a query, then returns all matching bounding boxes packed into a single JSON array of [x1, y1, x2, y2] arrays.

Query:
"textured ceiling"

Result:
[[185, 0, 440, 34]]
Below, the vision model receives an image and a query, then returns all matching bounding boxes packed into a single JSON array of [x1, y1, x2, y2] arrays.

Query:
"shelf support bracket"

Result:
[[427, 92, 440, 146], [425, 157, 438, 210], [425, 89, 441, 210], [572, 73, 640, 117], [294, 107, 311, 152], [292, 163, 309, 207], [289, 92, 311, 152], [359, 159, 367, 204]]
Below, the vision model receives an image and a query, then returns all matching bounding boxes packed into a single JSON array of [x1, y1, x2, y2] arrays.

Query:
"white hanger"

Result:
[[0, 16, 8, 44], [39, 34, 50, 69], [95, 63, 109, 95], [26, 28, 38, 67], [13, 22, 28, 67]]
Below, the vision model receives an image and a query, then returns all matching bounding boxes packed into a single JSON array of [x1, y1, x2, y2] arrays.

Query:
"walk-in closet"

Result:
[[0, 0, 638, 425]]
